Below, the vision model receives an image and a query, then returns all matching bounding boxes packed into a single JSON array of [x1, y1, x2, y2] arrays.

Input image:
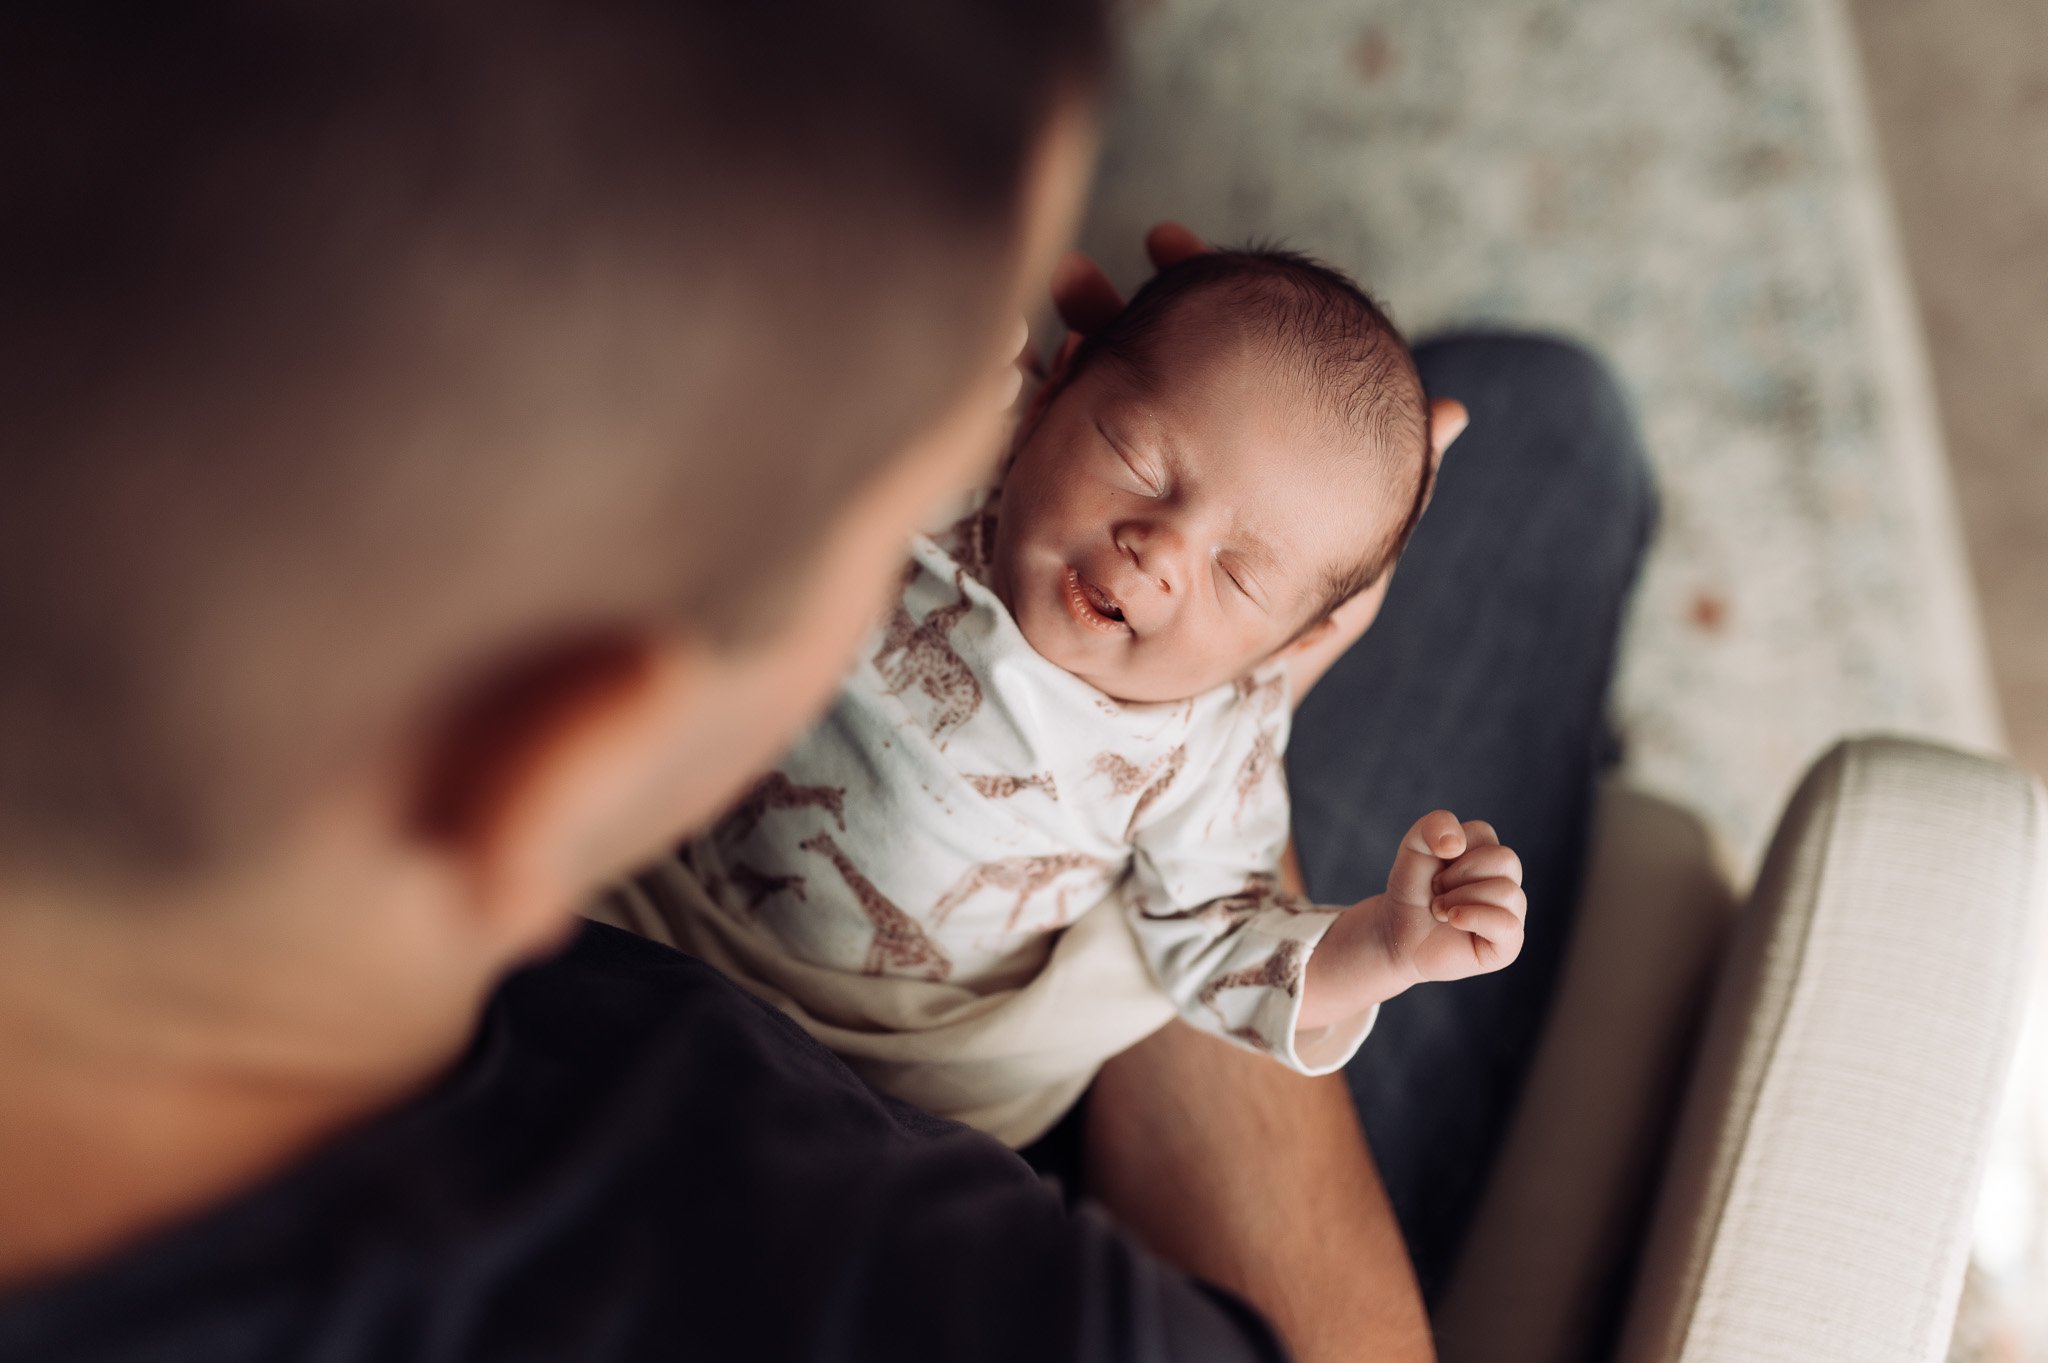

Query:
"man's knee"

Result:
[[1414, 331, 1657, 542]]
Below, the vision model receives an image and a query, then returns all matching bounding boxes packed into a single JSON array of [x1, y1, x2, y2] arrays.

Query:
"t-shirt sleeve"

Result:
[[852, 1171, 1293, 1363], [1122, 673, 1376, 1074]]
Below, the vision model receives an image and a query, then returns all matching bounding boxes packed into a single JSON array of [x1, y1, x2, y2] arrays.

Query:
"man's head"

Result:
[[991, 249, 1429, 702], [0, 3, 1101, 1044]]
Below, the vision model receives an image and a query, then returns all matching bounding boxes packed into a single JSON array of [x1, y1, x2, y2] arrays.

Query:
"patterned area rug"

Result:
[[1083, 3, 2024, 1356], [1081, 0, 2001, 877]]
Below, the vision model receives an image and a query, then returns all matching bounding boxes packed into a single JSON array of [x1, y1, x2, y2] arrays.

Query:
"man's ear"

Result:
[[409, 632, 710, 958]]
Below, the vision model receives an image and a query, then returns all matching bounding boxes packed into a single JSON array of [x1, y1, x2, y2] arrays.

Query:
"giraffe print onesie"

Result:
[[658, 507, 1378, 1088]]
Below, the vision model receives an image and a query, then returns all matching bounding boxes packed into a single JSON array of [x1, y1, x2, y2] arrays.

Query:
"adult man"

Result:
[[2, 4, 1424, 1359], [1, 3, 1660, 1358]]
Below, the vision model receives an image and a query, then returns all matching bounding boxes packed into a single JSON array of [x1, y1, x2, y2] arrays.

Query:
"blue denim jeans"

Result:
[[1288, 332, 1657, 1299]]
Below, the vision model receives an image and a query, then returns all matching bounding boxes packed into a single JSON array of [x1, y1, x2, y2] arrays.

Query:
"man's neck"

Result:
[[0, 1029, 414, 1291], [0, 887, 477, 1294]]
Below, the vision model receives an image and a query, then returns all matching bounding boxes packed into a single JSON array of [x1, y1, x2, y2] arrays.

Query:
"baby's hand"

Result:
[[1297, 810, 1525, 1030], [1380, 809, 1526, 985]]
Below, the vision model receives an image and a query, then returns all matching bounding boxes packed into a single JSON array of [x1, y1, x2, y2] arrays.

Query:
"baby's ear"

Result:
[[1415, 397, 1469, 521], [1427, 398, 1469, 471], [1283, 614, 1339, 654]]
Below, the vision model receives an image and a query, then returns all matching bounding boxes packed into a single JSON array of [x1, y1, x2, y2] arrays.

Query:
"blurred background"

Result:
[[1078, 0, 2045, 1356]]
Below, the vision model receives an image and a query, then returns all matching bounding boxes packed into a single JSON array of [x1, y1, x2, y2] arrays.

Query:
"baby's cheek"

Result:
[[1148, 632, 1239, 696]]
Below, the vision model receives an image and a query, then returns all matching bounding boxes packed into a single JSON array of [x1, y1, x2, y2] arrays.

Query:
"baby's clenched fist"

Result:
[[1297, 809, 1527, 1031]]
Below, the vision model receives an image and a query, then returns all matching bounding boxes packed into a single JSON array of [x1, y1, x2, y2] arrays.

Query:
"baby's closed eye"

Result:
[[1217, 559, 1257, 606], [1096, 420, 1163, 495]]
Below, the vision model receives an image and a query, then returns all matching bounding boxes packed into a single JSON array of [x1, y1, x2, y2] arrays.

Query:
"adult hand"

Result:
[[1039, 222, 1209, 376], [1051, 222, 1208, 333], [997, 316, 1032, 412]]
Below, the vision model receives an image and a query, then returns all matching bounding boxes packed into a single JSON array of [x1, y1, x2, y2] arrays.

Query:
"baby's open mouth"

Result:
[[1062, 566, 1129, 634]]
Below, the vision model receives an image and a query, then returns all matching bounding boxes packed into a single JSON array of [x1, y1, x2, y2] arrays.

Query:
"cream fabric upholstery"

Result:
[[1437, 785, 1738, 1363], [1616, 735, 2046, 1363]]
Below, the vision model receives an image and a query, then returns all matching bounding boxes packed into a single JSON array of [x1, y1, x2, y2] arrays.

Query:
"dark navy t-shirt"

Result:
[[0, 923, 1284, 1362]]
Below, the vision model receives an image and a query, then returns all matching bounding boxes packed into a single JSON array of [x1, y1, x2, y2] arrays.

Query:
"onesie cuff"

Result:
[[1239, 921, 1378, 1075], [1284, 1000, 1378, 1074]]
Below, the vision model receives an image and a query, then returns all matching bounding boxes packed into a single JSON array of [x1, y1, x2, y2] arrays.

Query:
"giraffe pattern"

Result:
[[720, 771, 848, 843], [1135, 872, 1316, 927], [1128, 744, 1186, 833], [964, 770, 1059, 801], [1214, 673, 1287, 828], [1090, 750, 1157, 796], [928, 851, 1116, 932], [799, 832, 952, 981], [937, 503, 999, 582], [873, 567, 982, 746], [650, 528, 1381, 1083], [1132, 894, 1259, 931], [1197, 939, 1311, 1037], [1234, 670, 1288, 719], [1089, 743, 1187, 834], [1229, 728, 1280, 826]]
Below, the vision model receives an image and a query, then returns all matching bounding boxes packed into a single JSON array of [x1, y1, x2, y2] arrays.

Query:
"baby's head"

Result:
[[992, 248, 1430, 702]]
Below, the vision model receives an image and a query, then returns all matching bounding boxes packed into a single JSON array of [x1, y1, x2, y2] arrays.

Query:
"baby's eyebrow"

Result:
[[1237, 527, 1333, 615], [1229, 526, 1298, 602], [1235, 529, 1282, 575]]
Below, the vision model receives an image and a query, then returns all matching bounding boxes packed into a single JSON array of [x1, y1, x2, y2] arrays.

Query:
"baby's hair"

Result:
[[1069, 247, 1432, 630]]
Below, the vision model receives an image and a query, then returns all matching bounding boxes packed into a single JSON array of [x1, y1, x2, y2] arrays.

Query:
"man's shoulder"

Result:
[[0, 923, 1281, 1363]]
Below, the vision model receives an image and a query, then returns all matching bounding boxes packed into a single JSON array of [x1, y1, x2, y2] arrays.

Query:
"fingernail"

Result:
[[1431, 902, 1449, 922]]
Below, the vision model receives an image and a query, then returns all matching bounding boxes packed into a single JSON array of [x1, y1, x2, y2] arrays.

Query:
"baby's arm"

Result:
[[1123, 844, 1360, 1072], [1297, 809, 1527, 1030], [1128, 804, 1525, 1064], [1125, 665, 1524, 1067]]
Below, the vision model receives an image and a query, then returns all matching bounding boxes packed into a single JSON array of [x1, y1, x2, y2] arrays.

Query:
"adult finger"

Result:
[[1052, 249, 1126, 335], [996, 316, 1033, 409], [996, 362, 1026, 412], [1145, 221, 1210, 270], [1387, 809, 1465, 907]]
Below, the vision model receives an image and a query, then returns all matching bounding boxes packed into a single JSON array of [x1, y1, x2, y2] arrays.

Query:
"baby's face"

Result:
[[991, 328, 1396, 702]]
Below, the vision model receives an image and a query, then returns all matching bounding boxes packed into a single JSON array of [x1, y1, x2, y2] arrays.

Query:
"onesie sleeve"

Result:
[[1122, 670, 1376, 1074]]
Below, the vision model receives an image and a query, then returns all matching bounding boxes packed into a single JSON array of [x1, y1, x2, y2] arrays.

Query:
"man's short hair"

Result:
[[1069, 248, 1431, 627], [0, 0, 1108, 879]]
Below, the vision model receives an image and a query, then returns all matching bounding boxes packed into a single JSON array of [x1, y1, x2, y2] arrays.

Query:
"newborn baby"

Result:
[[602, 249, 1527, 1144]]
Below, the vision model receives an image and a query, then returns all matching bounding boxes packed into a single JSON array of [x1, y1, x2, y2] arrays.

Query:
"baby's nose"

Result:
[[1116, 522, 1185, 596]]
